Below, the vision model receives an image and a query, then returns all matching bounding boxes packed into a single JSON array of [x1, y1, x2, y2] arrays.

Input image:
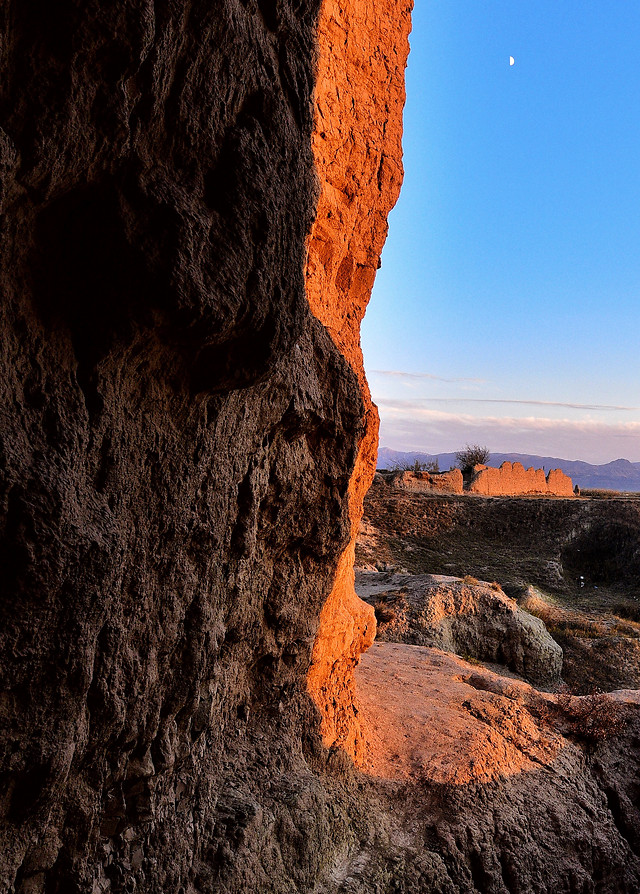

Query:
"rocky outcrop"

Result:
[[305, 0, 412, 761], [0, 0, 410, 889], [354, 643, 640, 891], [468, 461, 575, 496], [0, 0, 417, 887], [357, 572, 563, 686]]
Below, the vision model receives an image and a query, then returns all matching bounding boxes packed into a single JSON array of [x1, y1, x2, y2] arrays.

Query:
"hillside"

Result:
[[378, 446, 640, 492]]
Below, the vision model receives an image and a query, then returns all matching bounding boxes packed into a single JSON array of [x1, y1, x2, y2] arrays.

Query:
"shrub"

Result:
[[556, 687, 628, 743], [390, 458, 440, 473], [455, 444, 490, 473]]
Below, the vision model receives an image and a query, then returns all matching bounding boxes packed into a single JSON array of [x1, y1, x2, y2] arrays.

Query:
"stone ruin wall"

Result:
[[468, 462, 575, 497], [394, 468, 464, 494], [389, 463, 575, 497]]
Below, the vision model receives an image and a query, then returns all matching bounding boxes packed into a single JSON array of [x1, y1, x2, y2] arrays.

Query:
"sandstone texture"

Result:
[[0, 0, 415, 889], [0, 0, 408, 889], [353, 642, 640, 892], [468, 461, 575, 497], [357, 572, 563, 686], [305, 0, 412, 761]]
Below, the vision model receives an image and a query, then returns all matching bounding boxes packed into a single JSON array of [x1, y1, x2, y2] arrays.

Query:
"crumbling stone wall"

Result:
[[393, 469, 464, 494], [468, 462, 575, 497]]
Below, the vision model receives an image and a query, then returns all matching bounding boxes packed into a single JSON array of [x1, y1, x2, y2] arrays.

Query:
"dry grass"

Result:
[[546, 618, 608, 639], [524, 592, 640, 641], [610, 620, 640, 638], [374, 603, 397, 625], [613, 602, 640, 624], [556, 688, 628, 743], [459, 653, 484, 667], [522, 593, 608, 639]]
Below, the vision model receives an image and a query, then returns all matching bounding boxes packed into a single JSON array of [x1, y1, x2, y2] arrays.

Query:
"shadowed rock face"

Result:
[[0, 1, 374, 889]]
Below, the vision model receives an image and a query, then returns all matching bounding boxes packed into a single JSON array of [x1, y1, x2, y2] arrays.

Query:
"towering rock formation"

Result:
[[305, 0, 412, 761], [0, 0, 410, 890]]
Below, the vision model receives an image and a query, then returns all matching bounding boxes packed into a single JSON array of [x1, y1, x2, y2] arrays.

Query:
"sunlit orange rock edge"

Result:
[[305, 0, 413, 762]]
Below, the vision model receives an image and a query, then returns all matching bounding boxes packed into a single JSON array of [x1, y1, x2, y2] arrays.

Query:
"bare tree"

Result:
[[455, 444, 490, 473]]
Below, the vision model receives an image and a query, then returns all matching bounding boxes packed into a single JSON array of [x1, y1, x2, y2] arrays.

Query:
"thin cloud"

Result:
[[377, 401, 640, 431], [371, 369, 485, 384], [376, 403, 640, 464], [378, 397, 639, 412], [370, 373, 637, 411]]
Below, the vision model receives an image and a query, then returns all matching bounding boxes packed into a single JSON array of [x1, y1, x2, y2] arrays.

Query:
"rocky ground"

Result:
[[356, 572, 563, 687], [357, 474, 640, 693], [345, 642, 640, 893], [335, 557, 640, 892]]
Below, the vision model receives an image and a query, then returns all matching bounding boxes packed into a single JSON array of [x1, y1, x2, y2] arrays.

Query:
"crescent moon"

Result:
[[509, 56, 515, 66]]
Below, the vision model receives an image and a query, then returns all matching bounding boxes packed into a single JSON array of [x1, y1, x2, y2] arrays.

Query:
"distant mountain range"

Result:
[[378, 447, 640, 493]]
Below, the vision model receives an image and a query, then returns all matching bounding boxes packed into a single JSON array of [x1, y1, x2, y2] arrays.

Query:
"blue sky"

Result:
[[362, 0, 640, 463]]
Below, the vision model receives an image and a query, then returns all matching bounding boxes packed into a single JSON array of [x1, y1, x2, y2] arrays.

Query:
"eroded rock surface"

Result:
[[0, 0, 417, 887], [305, 0, 412, 761], [357, 572, 563, 686], [0, 0, 388, 889], [353, 642, 640, 892]]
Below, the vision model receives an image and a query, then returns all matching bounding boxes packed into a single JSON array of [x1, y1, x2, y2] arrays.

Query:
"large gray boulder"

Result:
[[357, 571, 563, 686]]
